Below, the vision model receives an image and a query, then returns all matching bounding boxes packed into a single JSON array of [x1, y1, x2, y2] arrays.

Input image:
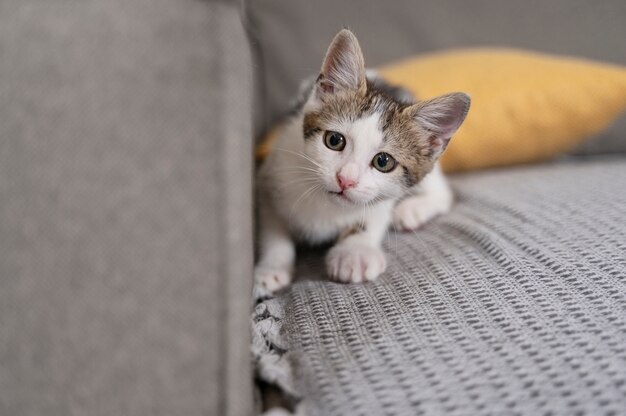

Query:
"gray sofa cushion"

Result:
[[244, 0, 626, 154], [253, 158, 626, 416], [0, 1, 253, 415]]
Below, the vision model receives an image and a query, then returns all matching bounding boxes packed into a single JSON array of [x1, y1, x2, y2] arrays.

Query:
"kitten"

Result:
[[255, 29, 470, 294]]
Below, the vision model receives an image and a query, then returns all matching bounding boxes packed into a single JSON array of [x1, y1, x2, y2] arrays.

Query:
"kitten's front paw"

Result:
[[393, 194, 452, 231], [254, 266, 292, 296], [326, 242, 386, 283]]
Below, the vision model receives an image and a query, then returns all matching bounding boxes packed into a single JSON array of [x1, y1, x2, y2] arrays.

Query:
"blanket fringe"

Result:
[[252, 297, 305, 415]]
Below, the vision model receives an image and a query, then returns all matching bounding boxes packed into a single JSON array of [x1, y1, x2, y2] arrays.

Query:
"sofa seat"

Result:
[[253, 157, 626, 416]]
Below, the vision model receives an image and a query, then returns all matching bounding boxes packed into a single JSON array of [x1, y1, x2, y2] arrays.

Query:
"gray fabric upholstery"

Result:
[[253, 158, 626, 416], [244, 0, 626, 154], [0, 1, 253, 415]]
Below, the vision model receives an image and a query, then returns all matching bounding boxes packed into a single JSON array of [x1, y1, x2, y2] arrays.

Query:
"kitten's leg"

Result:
[[254, 199, 295, 295], [326, 200, 393, 283], [393, 164, 453, 231]]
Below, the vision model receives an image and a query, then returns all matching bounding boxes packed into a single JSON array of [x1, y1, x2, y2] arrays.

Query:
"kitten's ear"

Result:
[[316, 29, 366, 98], [407, 93, 471, 157]]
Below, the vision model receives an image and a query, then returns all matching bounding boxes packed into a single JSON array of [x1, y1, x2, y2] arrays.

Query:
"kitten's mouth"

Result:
[[328, 190, 354, 203]]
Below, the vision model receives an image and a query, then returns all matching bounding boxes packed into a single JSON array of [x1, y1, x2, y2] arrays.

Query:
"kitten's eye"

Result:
[[323, 131, 346, 151], [372, 152, 397, 173]]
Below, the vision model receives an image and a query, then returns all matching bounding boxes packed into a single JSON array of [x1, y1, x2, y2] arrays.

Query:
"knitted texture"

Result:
[[252, 158, 626, 416]]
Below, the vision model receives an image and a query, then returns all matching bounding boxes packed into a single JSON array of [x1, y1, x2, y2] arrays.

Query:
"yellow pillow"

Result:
[[379, 49, 626, 172]]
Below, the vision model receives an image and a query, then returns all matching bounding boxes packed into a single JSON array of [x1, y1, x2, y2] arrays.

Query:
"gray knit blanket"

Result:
[[252, 158, 626, 416]]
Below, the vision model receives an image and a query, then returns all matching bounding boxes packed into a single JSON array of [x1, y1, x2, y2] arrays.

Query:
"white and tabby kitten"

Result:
[[255, 29, 470, 294]]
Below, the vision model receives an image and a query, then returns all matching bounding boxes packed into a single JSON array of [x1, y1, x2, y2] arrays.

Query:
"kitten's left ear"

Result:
[[407, 93, 471, 157]]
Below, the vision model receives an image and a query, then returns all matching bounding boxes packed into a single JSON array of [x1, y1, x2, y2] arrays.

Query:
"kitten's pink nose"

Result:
[[336, 174, 357, 191]]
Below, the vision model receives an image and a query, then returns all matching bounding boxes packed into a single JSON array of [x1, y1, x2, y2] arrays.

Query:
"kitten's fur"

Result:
[[255, 29, 470, 294]]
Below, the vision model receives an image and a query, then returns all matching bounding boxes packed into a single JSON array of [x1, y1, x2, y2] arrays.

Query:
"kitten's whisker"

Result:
[[278, 178, 320, 190], [275, 172, 320, 180], [272, 166, 323, 175], [274, 147, 324, 169], [288, 183, 323, 221], [273, 171, 321, 180], [373, 190, 398, 202], [274, 170, 320, 178], [278, 174, 320, 181]]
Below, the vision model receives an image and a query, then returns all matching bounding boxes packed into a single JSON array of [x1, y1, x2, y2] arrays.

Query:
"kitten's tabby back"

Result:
[[255, 29, 470, 295]]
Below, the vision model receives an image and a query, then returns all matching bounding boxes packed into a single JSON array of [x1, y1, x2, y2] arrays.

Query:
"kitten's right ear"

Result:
[[406, 92, 471, 158], [316, 29, 367, 99]]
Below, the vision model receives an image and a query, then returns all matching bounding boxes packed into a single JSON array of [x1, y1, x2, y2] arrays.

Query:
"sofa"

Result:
[[0, 1, 253, 415], [1, 1, 624, 416]]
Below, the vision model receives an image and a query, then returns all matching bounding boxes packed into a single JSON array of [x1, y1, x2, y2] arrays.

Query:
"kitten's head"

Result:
[[301, 29, 470, 206]]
